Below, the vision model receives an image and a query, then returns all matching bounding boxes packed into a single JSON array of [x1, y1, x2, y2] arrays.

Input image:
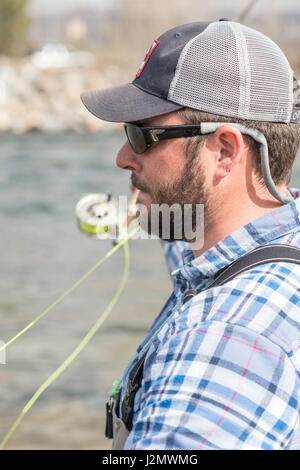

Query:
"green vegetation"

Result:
[[0, 0, 29, 56]]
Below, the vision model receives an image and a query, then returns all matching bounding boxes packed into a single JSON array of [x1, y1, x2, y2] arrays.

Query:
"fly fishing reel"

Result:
[[75, 193, 119, 240], [75, 189, 139, 242]]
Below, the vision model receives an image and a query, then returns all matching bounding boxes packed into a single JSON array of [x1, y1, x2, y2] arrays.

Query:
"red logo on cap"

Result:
[[136, 40, 160, 78]]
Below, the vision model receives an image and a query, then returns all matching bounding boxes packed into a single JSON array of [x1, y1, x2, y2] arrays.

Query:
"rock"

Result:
[[0, 56, 123, 133]]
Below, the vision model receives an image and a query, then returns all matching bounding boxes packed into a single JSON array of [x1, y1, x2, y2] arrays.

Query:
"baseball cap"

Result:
[[81, 19, 300, 125]]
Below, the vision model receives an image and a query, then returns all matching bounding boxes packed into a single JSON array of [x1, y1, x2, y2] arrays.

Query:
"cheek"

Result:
[[199, 149, 214, 187], [150, 140, 187, 181]]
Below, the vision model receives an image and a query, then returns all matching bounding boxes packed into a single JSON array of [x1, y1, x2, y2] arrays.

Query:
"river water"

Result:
[[0, 131, 300, 449], [0, 131, 174, 450]]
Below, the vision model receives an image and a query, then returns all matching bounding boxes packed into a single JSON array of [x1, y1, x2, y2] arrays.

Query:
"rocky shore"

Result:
[[0, 56, 124, 133]]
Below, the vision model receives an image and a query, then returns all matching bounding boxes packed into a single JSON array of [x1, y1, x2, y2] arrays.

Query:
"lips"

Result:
[[131, 173, 150, 194]]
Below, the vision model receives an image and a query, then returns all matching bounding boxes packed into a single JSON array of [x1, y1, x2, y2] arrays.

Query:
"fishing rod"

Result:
[[237, 0, 259, 23]]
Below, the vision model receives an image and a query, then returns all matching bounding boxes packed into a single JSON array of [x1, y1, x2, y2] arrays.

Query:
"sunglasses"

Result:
[[124, 120, 291, 204], [124, 122, 206, 154]]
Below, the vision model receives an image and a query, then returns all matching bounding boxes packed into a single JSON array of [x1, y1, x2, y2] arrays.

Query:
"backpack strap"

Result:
[[115, 244, 300, 434], [183, 244, 300, 304], [208, 244, 300, 289]]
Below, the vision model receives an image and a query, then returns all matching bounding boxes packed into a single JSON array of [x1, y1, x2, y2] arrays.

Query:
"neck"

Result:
[[191, 185, 287, 259]]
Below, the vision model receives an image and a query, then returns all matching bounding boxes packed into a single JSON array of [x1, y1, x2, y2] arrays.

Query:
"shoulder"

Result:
[[185, 259, 300, 353], [155, 238, 300, 363]]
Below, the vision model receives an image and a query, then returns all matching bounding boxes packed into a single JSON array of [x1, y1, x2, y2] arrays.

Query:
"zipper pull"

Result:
[[105, 399, 114, 439]]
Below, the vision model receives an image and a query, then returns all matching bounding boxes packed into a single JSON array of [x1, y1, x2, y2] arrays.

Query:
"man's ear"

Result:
[[212, 124, 245, 177]]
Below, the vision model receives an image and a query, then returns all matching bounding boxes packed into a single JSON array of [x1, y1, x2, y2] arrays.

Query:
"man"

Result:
[[81, 20, 300, 449]]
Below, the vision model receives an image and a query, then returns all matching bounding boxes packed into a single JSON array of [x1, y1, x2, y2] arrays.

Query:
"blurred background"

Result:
[[0, 0, 299, 450]]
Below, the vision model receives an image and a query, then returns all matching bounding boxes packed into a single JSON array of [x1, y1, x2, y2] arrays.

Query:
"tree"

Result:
[[0, 0, 29, 56]]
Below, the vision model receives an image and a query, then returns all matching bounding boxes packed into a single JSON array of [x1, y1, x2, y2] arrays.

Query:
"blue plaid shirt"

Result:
[[120, 187, 300, 450]]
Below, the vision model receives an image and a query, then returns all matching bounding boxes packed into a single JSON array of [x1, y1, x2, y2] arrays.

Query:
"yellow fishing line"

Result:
[[0, 226, 140, 354], [0, 229, 136, 449]]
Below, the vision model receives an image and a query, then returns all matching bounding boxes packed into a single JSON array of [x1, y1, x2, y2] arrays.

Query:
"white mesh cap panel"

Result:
[[230, 22, 251, 119], [239, 24, 294, 123], [168, 21, 294, 123], [168, 22, 241, 117]]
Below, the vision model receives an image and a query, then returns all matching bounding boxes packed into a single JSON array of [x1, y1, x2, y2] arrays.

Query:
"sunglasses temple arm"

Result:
[[153, 126, 203, 142], [200, 122, 293, 204]]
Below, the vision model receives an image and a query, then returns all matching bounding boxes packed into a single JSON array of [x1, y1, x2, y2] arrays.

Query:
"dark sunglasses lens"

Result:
[[125, 124, 147, 154]]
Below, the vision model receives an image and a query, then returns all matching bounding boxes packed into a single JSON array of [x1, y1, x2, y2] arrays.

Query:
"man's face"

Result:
[[116, 111, 215, 242]]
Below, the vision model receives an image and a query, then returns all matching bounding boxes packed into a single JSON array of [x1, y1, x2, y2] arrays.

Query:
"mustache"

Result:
[[130, 173, 151, 194]]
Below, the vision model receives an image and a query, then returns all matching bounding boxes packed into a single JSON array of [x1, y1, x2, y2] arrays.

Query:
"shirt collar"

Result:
[[172, 187, 300, 285]]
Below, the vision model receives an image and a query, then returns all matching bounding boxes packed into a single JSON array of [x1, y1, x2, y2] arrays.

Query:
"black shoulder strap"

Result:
[[118, 244, 300, 434], [182, 244, 300, 304], [207, 244, 300, 290]]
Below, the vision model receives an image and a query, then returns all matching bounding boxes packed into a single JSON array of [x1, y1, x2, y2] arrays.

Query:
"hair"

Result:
[[178, 77, 300, 186]]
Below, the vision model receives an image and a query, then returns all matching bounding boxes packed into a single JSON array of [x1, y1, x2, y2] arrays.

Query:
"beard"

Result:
[[131, 151, 216, 247]]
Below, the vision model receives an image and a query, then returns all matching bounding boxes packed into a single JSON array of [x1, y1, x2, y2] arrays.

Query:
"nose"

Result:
[[116, 141, 142, 173]]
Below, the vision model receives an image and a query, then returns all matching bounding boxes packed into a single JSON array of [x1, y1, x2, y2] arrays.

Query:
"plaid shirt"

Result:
[[120, 187, 300, 450]]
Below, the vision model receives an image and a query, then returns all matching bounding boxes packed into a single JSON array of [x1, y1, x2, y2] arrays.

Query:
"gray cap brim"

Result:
[[80, 83, 183, 123]]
